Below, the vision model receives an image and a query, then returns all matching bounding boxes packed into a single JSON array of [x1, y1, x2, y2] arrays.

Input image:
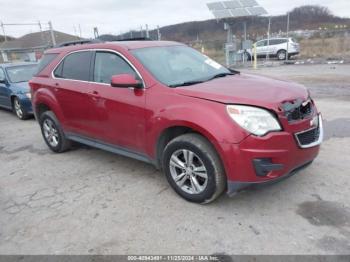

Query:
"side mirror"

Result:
[[111, 74, 143, 89]]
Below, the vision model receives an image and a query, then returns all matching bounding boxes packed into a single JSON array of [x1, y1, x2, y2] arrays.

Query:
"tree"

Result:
[[290, 5, 333, 22]]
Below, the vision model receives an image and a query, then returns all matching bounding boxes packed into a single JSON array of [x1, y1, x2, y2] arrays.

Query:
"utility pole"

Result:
[[157, 25, 161, 40], [38, 21, 45, 47], [266, 17, 271, 62], [145, 24, 149, 39], [286, 12, 290, 61], [0, 21, 7, 42], [73, 25, 78, 38], [78, 24, 82, 38], [93, 27, 99, 39], [243, 21, 247, 41], [48, 21, 56, 46]]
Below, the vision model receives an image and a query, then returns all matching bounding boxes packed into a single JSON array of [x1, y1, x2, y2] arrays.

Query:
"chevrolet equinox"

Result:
[[30, 41, 323, 204]]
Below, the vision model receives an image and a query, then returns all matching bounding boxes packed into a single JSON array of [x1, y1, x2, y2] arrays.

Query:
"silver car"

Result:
[[243, 37, 300, 60]]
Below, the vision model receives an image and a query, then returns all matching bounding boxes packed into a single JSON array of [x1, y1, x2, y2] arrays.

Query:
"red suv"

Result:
[[30, 40, 323, 203]]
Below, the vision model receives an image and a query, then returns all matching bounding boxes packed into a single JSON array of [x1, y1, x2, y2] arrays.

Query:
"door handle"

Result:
[[88, 91, 100, 98], [54, 83, 60, 92]]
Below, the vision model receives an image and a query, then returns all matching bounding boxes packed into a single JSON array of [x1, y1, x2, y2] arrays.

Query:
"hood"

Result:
[[10, 82, 30, 93], [174, 73, 309, 111]]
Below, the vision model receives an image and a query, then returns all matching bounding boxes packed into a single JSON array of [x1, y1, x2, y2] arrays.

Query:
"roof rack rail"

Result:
[[116, 37, 153, 42], [55, 39, 102, 48]]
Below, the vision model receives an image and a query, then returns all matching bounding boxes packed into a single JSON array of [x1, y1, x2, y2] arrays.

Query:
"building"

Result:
[[0, 30, 80, 63]]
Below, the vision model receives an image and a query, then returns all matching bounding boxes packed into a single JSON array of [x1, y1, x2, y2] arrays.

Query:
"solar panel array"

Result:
[[207, 0, 267, 19]]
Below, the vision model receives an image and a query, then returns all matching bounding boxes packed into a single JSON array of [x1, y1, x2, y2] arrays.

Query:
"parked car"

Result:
[[241, 37, 300, 61], [30, 41, 322, 204], [0, 63, 37, 119]]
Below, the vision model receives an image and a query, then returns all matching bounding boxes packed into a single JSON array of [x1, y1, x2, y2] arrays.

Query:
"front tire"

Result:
[[162, 134, 226, 204], [39, 111, 71, 153], [13, 97, 29, 120]]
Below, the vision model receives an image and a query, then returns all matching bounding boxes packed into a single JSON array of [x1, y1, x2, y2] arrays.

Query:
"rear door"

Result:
[[88, 50, 146, 153], [267, 39, 279, 55], [52, 51, 97, 137]]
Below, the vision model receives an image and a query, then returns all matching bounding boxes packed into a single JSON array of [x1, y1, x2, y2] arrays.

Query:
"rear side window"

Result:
[[269, 39, 278, 45], [35, 53, 58, 75], [54, 51, 92, 81], [93, 52, 136, 84]]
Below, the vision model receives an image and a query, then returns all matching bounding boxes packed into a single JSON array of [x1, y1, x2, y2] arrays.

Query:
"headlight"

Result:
[[25, 93, 32, 100], [227, 105, 281, 136]]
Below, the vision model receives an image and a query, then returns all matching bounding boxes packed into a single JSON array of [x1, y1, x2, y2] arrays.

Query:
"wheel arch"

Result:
[[277, 49, 287, 55], [10, 95, 17, 107], [33, 89, 65, 124], [154, 123, 224, 170]]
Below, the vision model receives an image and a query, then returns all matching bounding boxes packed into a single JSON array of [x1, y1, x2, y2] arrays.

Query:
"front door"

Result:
[[88, 51, 147, 153]]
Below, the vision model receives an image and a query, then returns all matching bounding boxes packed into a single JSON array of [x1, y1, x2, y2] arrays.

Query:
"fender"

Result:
[[145, 94, 250, 159], [32, 87, 66, 126]]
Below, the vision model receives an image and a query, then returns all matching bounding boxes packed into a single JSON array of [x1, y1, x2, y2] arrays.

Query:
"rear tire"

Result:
[[39, 111, 71, 153], [277, 50, 287, 60], [162, 134, 226, 204], [13, 97, 29, 120]]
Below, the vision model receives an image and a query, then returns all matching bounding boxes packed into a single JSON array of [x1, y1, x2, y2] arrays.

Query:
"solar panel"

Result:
[[230, 8, 250, 17], [223, 1, 241, 9], [207, 0, 267, 18], [239, 0, 258, 7], [246, 6, 268, 15], [213, 10, 233, 19], [207, 2, 225, 10]]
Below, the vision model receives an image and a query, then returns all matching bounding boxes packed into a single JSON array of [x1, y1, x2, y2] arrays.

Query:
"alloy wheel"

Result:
[[278, 51, 286, 60], [169, 149, 208, 195], [43, 119, 59, 147], [14, 99, 23, 118]]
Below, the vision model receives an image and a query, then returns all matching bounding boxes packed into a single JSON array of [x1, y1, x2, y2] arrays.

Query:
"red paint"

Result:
[[30, 41, 321, 185]]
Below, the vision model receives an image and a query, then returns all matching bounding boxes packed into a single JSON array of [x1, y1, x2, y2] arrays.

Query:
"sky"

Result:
[[0, 0, 349, 38]]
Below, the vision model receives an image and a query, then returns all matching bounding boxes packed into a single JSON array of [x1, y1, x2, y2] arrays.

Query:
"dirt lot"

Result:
[[0, 64, 350, 255]]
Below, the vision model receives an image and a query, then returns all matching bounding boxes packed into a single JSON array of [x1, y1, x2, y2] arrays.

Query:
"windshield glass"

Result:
[[132, 46, 230, 87], [6, 65, 38, 83]]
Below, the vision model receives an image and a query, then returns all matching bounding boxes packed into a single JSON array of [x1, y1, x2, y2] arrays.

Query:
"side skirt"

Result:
[[66, 133, 156, 166]]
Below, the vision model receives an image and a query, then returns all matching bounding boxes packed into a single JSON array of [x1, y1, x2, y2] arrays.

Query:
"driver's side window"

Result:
[[93, 52, 137, 84]]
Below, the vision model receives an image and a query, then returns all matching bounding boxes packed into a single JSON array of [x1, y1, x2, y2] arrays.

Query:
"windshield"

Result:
[[132, 46, 231, 87], [6, 65, 38, 83]]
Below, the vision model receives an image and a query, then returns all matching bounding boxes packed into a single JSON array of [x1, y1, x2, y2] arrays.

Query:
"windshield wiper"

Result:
[[169, 80, 204, 88], [207, 72, 235, 81], [169, 72, 237, 88]]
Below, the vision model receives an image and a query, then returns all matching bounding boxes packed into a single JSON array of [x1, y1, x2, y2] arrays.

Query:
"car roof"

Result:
[[46, 40, 185, 54], [257, 37, 289, 41], [0, 62, 38, 68]]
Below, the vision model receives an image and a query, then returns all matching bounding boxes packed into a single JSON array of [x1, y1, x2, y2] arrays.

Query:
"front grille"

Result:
[[283, 99, 313, 122], [296, 126, 320, 146]]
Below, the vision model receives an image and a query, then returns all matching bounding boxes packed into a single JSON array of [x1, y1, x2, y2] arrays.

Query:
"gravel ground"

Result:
[[0, 64, 350, 255]]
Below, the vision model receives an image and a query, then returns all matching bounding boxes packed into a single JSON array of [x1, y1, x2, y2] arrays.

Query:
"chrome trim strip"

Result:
[[294, 114, 324, 149], [51, 48, 146, 88]]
